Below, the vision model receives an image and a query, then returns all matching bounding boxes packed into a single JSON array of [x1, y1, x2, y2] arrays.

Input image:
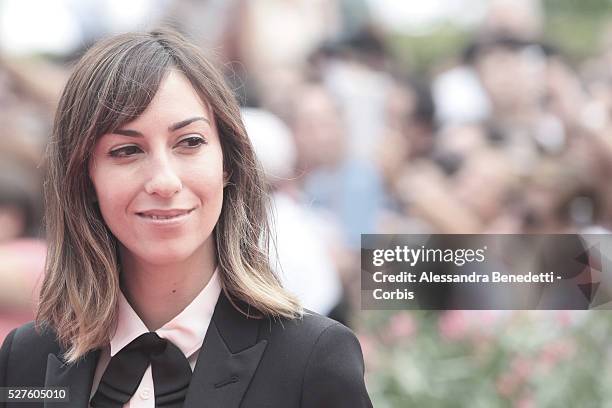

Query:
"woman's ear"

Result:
[[223, 170, 232, 187]]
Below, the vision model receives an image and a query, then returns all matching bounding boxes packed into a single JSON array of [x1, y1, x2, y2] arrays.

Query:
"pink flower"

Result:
[[496, 372, 518, 397], [511, 356, 533, 381], [556, 311, 572, 328], [438, 311, 469, 341], [497, 356, 533, 398], [477, 310, 504, 327], [538, 339, 576, 373], [386, 312, 416, 341]]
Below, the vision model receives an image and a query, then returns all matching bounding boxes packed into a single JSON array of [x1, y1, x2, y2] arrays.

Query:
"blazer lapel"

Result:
[[44, 349, 100, 408], [184, 291, 268, 408]]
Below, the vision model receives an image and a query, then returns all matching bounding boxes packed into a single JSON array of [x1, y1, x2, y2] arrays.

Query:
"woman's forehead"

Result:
[[105, 70, 214, 134], [150, 71, 210, 113]]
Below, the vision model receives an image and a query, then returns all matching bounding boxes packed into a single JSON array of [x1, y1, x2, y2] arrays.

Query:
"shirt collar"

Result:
[[110, 268, 222, 358]]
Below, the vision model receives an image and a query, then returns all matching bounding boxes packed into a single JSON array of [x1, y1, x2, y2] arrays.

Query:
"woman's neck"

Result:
[[118, 243, 217, 331]]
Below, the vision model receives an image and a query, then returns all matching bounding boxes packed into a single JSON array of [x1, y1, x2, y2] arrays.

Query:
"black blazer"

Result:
[[0, 292, 373, 408]]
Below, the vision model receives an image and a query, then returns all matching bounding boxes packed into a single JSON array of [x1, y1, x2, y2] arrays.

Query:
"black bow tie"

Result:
[[90, 332, 192, 408]]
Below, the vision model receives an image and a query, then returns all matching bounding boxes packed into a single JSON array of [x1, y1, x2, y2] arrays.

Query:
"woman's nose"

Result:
[[144, 155, 182, 197]]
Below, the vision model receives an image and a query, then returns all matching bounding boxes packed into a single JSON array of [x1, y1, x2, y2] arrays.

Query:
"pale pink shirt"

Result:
[[89, 269, 221, 408]]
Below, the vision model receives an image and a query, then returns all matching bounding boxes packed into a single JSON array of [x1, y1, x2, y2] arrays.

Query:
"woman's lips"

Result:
[[136, 208, 195, 223]]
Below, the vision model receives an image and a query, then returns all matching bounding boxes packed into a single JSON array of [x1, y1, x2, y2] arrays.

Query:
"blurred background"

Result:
[[2, 0, 612, 406]]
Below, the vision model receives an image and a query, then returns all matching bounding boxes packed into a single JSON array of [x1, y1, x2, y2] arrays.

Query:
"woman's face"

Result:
[[88, 71, 225, 266]]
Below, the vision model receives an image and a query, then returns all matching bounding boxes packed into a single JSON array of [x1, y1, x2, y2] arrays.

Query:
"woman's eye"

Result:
[[177, 136, 207, 149], [108, 145, 142, 158]]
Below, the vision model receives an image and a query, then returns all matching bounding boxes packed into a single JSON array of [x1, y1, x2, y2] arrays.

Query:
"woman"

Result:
[[0, 29, 372, 408]]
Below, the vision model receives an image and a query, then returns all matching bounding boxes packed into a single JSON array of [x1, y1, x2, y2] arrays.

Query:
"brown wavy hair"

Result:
[[36, 28, 302, 363]]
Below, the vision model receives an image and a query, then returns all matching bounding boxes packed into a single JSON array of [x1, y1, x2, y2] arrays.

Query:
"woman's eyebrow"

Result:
[[113, 116, 210, 137], [169, 116, 210, 131], [113, 128, 143, 137]]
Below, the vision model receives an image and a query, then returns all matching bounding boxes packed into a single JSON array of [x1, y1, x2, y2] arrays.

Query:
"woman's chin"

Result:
[[123, 244, 199, 267]]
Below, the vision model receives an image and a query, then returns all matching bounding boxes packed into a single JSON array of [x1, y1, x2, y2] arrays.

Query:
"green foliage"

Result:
[[543, 0, 612, 61], [386, 24, 471, 76], [384, 0, 612, 74], [358, 310, 612, 407]]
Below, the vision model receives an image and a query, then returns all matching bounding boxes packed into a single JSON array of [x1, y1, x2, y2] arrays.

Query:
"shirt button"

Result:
[[139, 387, 152, 400]]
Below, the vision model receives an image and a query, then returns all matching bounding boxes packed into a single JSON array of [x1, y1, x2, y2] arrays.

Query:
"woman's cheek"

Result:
[[186, 160, 225, 192]]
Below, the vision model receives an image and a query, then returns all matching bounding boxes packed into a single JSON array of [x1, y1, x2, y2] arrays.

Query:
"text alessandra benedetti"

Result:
[[373, 271, 556, 283]]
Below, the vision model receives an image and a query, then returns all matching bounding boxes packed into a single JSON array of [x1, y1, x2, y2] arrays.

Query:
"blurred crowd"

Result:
[[1, 0, 612, 398]]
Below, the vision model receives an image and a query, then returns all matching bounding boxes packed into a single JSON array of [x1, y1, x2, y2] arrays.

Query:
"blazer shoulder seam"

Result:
[[298, 321, 341, 407]]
